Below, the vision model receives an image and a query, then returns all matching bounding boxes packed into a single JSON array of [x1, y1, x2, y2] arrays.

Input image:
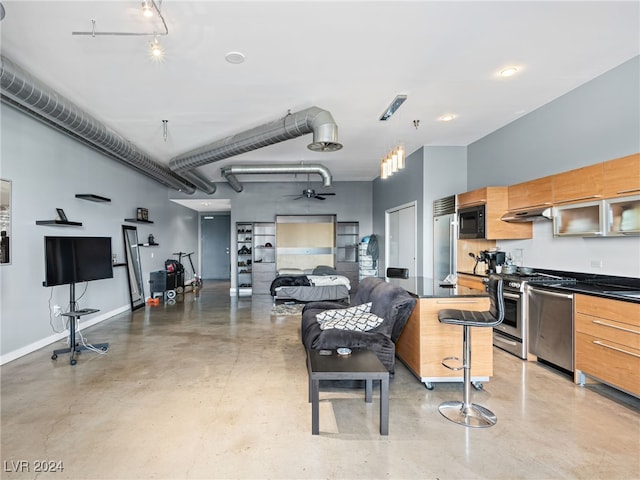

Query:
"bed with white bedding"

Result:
[[270, 267, 351, 305]]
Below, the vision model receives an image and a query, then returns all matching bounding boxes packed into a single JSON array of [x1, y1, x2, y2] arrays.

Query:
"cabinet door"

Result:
[[553, 201, 604, 237], [605, 195, 640, 236], [603, 153, 640, 198], [508, 176, 553, 211], [457, 188, 487, 208], [553, 163, 603, 204]]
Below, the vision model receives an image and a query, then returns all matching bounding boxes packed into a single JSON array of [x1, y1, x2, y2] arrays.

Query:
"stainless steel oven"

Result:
[[493, 287, 527, 359]]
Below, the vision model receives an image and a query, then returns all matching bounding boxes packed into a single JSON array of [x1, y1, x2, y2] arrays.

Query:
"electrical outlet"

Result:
[[53, 305, 62, 317]]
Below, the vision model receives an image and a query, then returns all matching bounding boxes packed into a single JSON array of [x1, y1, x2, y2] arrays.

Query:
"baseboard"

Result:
[[0, 305, 130, 365]]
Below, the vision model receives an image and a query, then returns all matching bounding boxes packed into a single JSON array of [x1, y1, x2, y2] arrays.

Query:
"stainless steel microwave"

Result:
[[458, 204, 486, 239]]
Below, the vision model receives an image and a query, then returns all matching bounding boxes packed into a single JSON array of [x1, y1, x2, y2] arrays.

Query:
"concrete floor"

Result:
[[1, 280, 639, 480]]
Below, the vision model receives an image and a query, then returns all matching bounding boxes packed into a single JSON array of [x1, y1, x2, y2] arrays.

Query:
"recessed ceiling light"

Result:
[[500, 66, 519, 78], [225, 51, 245, 64], [438, 114, 456, 122]]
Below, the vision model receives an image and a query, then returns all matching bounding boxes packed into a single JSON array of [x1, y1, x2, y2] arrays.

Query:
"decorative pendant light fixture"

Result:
[[380, 145, 406, 180]]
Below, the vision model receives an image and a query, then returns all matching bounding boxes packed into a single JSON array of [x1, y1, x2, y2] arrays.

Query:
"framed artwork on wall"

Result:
[[1, 179, 11, 265]]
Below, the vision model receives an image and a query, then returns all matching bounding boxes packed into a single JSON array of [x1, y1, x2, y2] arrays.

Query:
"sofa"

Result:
[[300, 277, 416, 373]]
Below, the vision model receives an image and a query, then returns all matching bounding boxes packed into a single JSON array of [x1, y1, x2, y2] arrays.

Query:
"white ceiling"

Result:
[[1, 1, 639, 198]]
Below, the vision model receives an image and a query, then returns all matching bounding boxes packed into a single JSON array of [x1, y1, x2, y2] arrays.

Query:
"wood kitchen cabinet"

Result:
[[574, 294, 640, 397], [552, 163, 604, 204], [457, 186, 532, 239], [457, 273, 487, 291], [396, 295, 492, 388], [508, 176, 553, 211], [602, 153, 640, 198]]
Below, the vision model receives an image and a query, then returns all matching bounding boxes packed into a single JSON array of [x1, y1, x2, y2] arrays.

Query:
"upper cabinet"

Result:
[[602, 153, 640, 199], [552, 163, 604, 205], [508, 176, 553, 211], [458, 187, 532, 240]]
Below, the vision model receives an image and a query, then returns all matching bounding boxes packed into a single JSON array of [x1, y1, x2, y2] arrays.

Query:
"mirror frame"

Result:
[[1, 179, 11, 265], [122, 225, 145, 310]]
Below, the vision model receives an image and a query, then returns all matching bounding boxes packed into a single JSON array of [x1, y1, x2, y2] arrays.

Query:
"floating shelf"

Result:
[[113, 263, 127, 267], [138, 243, 159, 247], [36, 220, 83, 227], [124, 218, 154, 224], [75, 194, 111, 203]]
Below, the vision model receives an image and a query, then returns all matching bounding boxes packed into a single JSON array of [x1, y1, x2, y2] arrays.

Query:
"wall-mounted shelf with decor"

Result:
[[36, 220, 83, 227], [138, 243, 159, 247], [75, 194, 111, 203], [124, 218, 154, 224]]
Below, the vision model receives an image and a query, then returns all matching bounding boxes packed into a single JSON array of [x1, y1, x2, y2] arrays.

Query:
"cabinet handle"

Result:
[[436, 300, 480, 304], [592, 320, 640, 335], [554, 194, 603, 204], [616, 188, 640, 195], [593, 340, 640, 358]]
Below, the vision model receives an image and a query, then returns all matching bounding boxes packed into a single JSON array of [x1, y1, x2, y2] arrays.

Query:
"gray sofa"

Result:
[[300, 277, 416, 373]]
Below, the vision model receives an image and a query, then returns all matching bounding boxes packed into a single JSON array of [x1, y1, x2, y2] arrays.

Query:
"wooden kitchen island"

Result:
[[387, 277, 492, 389]]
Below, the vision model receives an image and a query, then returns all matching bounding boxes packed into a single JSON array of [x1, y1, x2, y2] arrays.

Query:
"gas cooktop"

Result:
[[499, 272, 577, 291]]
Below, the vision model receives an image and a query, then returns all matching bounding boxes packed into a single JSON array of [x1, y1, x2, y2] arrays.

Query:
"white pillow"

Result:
[[319, 312, 384, 332], [316, 302, 372, 324]]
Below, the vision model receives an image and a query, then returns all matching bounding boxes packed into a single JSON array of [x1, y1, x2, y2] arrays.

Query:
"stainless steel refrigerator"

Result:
[[433, 196, 457, 284]]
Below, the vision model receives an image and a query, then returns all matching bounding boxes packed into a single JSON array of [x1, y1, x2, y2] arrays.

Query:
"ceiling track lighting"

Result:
[[72, 0, 169, 59], [380, 145, 405, 180], [379, 94, 407, 121]]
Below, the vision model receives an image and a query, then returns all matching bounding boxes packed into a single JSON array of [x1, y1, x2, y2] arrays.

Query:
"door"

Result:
[[386, 203, 416, 276], [201, 215, 231, 280]]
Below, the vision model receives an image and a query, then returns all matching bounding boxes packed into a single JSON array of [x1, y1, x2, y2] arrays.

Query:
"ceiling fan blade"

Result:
[[314, 196, 326, 200], [317, 192, 335, 196]]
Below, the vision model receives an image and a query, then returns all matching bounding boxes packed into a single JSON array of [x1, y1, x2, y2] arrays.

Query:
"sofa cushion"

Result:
[[319, 312, 384, 332], [315, 302, 372, 324]]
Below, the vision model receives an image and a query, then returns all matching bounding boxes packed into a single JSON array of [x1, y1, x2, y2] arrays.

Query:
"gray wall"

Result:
[[468, 56, 640, 276], [0, 104, 199, 363]]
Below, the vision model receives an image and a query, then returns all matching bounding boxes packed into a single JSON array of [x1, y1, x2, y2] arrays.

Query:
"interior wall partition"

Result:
[[276, 215, 336, 271]]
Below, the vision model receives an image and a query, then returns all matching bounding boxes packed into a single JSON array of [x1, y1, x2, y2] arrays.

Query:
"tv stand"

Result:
[[51, 283, 108, 365]]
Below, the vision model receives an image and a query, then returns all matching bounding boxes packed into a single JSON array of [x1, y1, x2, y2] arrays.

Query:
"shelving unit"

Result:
[[337, 222, 359, 289], [236, 222, 253, 295], [124, 218, 154, 224], [252, 222, 276, 294], [36, 220, 83, 227], [75, 194, 111, 203]]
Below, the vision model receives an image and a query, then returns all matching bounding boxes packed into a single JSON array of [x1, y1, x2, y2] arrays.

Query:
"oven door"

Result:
[[493, 291, 527, 359]]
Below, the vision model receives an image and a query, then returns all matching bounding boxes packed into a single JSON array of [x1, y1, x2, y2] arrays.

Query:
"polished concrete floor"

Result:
[[1, 280, 639, 480]]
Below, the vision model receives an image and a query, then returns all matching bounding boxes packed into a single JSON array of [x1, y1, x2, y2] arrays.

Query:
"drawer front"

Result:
[[575, 313, 640, 350], [575, 332, 640, 396], [575, 294, 640, 328]]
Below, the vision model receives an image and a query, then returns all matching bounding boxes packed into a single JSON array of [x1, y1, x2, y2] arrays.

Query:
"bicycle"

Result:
[[173, 251, 203, 290]]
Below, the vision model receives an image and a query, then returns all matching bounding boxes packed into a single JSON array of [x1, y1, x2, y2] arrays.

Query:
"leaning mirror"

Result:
[[122, 225, 145, 310], [0, 179, 11, 265]]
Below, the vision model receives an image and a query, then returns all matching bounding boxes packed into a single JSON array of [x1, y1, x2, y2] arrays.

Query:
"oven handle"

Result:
[[528, 287, 573, 300], [494, 335, 518, 346], [503, 292, 521, 300]]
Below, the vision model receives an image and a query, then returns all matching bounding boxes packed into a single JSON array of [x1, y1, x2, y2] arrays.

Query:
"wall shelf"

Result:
[[124, 218, 154, 224], [75, 194, 111, 203], [113, 263, 127, 267], [138, 243, 159, 247], [36, 220, 83, 227]]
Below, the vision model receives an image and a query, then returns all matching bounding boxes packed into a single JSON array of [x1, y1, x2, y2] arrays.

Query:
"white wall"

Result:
[[0, 104, 199, 363]]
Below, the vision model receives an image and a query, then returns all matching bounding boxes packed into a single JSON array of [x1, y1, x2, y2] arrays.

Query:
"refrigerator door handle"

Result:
[[449, 218, 458, 275]]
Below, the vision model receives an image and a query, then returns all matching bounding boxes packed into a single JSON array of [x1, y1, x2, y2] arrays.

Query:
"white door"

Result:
[[386, 203, 416, 276]]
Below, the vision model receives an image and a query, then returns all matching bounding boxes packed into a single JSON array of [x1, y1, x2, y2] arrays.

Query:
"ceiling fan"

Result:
[[288, 188, 336, 200]]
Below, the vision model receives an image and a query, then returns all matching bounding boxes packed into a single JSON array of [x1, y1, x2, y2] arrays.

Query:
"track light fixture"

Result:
[[141, 0, 154, 17], [380, 145, 405, 179]]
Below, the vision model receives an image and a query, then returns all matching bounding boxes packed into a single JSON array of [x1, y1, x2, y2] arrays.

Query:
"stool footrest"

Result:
[[441, 356, 463, 371]]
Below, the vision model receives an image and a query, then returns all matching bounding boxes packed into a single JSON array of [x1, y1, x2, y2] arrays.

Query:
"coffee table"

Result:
[[306, 348, 389, 435]]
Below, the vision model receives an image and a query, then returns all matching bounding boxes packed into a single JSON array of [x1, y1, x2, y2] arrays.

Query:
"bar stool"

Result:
[[437, 275, 504, 427]]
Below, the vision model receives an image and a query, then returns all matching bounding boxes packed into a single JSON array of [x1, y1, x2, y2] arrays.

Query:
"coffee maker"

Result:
[[479, 250, 506, 274]]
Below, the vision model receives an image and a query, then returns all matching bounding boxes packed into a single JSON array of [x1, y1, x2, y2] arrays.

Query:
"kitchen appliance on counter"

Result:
[[479, 250, 506, 274], [493, 272, 577, 360], [433, 196, 457, 285]]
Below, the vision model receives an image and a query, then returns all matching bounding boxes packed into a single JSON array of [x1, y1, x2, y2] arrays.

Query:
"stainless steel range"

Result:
[[493, 272, 577, 359]]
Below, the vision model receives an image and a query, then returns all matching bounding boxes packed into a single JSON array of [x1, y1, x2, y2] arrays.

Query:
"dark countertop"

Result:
[[386, 276, 486, 299]]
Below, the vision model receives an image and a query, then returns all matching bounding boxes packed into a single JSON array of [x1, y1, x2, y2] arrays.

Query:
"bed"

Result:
[[270, 266, 351, 305]]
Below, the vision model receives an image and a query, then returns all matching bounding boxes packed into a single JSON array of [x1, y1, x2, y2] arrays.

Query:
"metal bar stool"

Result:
[[437, 275, 504, 427]]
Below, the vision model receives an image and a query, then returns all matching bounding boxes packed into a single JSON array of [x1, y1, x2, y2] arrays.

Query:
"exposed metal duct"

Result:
[[170, 107, 342, 174], [220, 164, 333, 193], [0, 55, 197, 194]]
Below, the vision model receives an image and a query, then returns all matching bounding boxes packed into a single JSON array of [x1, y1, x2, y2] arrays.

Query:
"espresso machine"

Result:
[[479, 250, 506, 274]]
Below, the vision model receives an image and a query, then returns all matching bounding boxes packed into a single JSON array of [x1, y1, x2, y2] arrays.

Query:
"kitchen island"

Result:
[[387, 277, 492, 389]]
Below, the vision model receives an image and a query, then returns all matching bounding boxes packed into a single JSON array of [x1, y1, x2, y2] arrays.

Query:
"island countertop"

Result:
[[386, 276, 487, 298]]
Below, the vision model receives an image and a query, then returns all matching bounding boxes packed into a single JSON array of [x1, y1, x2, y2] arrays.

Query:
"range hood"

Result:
[[501, 206, 553, 223]]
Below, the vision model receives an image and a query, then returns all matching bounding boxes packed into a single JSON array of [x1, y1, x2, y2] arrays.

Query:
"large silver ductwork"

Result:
[[170, 107, 342, 175], [220, 164, 332, 193], [0, 55, 197, 193]]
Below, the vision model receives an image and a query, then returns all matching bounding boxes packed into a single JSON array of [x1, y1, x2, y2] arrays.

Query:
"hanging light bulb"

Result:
[[397, 146, 405, 169], [141, 0, 154, 17], [380, 159, 388, 180], [391, 152, 398, 173], [150, 36, 164, 60]]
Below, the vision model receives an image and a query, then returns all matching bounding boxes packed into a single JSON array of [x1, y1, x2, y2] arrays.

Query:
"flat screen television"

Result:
[[44, 236, 113, 287]]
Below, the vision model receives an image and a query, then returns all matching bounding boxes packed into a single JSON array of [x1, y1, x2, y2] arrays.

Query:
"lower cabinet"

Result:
[[574, 294, 640, 397], [396, 296, 493, 387]]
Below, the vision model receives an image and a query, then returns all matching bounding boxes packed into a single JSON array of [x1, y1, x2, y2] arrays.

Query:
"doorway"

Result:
[[201, 214, 231, 280], [385, 202, 417, 277]]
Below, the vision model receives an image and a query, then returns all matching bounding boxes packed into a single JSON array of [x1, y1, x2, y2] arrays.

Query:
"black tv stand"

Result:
[[51, 283, 108, 365]]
